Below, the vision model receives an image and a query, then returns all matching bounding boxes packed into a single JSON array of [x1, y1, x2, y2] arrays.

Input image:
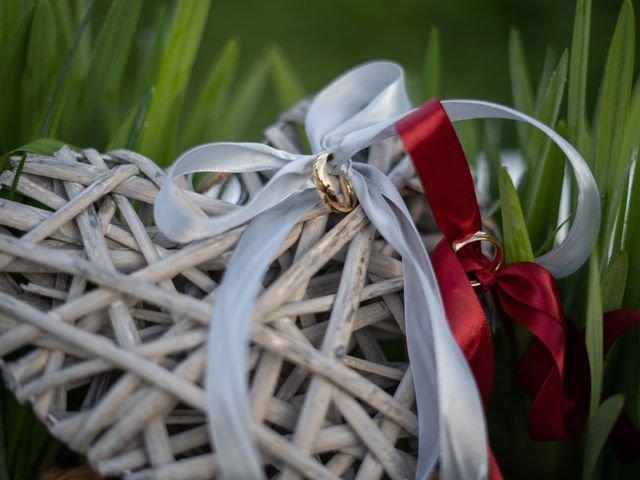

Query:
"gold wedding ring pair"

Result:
[[311, 153, 357, 213]]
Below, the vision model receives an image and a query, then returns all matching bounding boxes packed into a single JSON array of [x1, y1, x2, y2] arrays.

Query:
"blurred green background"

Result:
[[194, 0, 627, 137]]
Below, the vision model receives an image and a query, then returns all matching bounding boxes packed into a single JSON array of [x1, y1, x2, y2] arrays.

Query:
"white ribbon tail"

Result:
[[352, 163, 489, 480], [207, 190, 320, 480]]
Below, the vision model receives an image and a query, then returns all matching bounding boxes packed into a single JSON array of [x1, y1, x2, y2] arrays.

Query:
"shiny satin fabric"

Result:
[[154, 61, 599, 480]]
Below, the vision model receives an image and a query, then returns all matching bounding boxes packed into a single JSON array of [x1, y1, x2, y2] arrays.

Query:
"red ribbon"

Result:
[[395, 99, 640, 472]]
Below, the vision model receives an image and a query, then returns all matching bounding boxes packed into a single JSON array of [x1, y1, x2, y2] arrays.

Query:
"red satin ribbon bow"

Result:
[[395, 99, 640, 473], [396, 100, 568, 436]]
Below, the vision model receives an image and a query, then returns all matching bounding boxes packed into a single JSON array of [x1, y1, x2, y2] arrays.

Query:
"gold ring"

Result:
[[452, 231, 504, 288], [311, 153, 357, 213]]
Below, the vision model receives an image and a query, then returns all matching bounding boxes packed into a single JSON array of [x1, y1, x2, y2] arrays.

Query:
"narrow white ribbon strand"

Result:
[[154, 61, 600, 480]]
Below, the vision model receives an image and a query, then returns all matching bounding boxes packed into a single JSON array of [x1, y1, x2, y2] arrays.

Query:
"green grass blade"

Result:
[[534, 216, 573, 257], [623, 154, 640, 309], [499, 166, 534, 263], [585, 252, 604, 418], [614, 81, 640, 260], [509, 28, 534, 151], [422, 26, 441, 100], [0, 4, 35, 153], [483, 120, 502, 202], [534, 46, 558, 112], [107, 86, 155, 151], [78, 0, 142, 147], [181, 38, 239, 148], [49, 0, 73, 50], [136, 0, 212, 166], [38, 0, 95, 139], [453, 121, 480, 167], [593, 0, 635, 253], [601, 251, 628, 312], [567, 0, 591, 155], [131, 4, 169, 103], [524, 120, 567, 251], [582, 394, 625, 480], [520, 51, 567, 246], [619, 81, 640, 175], [220, 58, 270, 141], [21, 0, 64, 139], [0, 0, 24, 50], [267, 46, 306, 110]]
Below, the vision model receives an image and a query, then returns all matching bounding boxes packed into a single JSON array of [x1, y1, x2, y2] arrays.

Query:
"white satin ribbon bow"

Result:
[[154, 61, 600, 480]]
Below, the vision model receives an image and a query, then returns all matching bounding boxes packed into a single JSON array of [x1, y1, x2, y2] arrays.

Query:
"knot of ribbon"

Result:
[[154, 62, 601, 480]]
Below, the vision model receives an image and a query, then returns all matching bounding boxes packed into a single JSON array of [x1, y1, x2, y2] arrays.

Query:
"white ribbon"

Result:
[[154, 61, 600, 480]]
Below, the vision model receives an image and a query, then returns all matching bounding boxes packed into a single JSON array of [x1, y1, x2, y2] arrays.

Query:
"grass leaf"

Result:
[[78, 0, 143, 146], [267, 46, 306, 110], [181, 38, 239, 148], [0, 3, 34, 153], [593, 0, 635, 253], [601, 251, 628, 312], [524, 120, 568, 251], [0, 0, 24, 50], [567, 0, 591, 155], [499, 166, 534, 263], [38, 0, 95, 139], [21, 0, 64, 139], [509, 28, 534, 150], [220, 58, 269, 141], [520, 50, 567, 250], [422, 26, 441, 100], [582, 394, 625, 480], [107, 86, 155, 151], [585, 252, 604, 418], [483, 120, 502, 202], [534, 46, 558, 112], [623, 151, 640, 309], [136, 0, 212, 166]]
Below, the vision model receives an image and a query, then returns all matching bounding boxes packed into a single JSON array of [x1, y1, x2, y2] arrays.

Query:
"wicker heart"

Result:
[[0, 103, 441, 480]]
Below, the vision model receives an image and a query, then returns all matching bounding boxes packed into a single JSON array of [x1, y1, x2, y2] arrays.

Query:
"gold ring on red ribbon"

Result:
[[452, 230, 504, 288], [312, 153, 357, 213]]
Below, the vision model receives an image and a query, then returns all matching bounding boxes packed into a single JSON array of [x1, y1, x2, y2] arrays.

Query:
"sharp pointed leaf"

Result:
[[136, 0, 212, 166], [509, 28, 534, 150], [567, 0, 591, 156], [0, 4, 35, 153], [594, 0, 635, 253], [582, 394, 625, 480], [182, 38, 239, 148], [78, 0, 143, 147], [499, 166, 534, 263], [422, 26, 441, 100], [586, 252, 604, 418], [267, 46, 306, 110], [220, 58, 269, 141], [601, 251, 628, 312]]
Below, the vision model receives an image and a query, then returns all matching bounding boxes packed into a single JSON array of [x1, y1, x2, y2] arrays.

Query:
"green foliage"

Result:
[[586, 253, 604, 417], [593, 0, 635, 256], [583, 394, 625, 480], [267, 46, 306, 110], [422, 27, 441, 100], [135, 0, 212, 166], [497, 1, 640, 477], [567, 0, 591, 156], [499, 166, 534, 264]]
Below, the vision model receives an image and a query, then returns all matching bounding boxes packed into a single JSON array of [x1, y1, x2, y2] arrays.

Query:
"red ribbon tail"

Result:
[[430, 239, 494, 408]]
